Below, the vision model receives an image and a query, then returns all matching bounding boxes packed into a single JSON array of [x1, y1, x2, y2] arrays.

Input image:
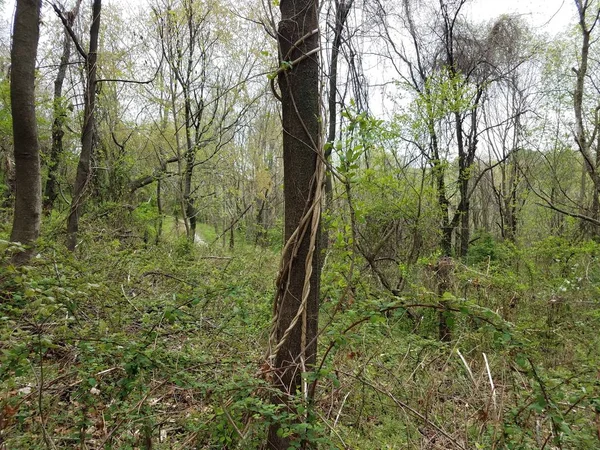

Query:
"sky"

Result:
[[0, 0, 577, 121], [467, 0, 573, 33], [0, 0, 577, 35]]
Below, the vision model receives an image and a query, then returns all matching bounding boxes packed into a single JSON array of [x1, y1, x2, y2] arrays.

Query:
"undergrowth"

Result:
[[1, 214, 600, 449]]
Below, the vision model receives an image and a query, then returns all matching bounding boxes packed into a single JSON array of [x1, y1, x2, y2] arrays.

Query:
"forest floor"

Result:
[[1, 212, 600, 448]]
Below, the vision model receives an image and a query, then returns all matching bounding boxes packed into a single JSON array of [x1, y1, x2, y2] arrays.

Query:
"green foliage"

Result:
[[466, 231, 506, 265], [3, 186, 600, 448], [0, 76, 12, 139], [0, 219, 280, 448], [4, 3, 600, 445]]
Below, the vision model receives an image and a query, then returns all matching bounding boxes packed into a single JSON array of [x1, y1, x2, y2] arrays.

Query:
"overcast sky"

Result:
[[468, 0, 573, 33], [0, 0, 577, 36], [0, 0, 575, 120]]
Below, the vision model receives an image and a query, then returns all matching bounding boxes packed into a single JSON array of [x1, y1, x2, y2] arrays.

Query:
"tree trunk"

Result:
[[322, 0, 353, 271], [183, 92, 197, 243], [574, 0, 600, 237], [437, 256, 454, 342], [266, 0, 321, 447], [505, 154, 519, 242], [458, 175, 470, 257], [433, 160, 452, 257], [9, 0, 42, 265], [155, 178, 163, 245], [66, 0, 102, 251], [44, 0, 82, 213], [454, 106, 470, 259], [455, 86, 482, 258], [324, 0, 353, 208], [255, 196, 267, 246]]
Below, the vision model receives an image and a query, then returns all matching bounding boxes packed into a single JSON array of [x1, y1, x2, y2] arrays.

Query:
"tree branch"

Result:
[[51, 2, 87, 60]]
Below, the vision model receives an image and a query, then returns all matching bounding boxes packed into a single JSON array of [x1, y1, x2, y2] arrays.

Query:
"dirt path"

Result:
[[175, 219, 207, 246]]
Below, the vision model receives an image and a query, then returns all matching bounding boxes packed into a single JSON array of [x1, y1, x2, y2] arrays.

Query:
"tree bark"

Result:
[[155, 177, 163, 244], [321, 0, 353, 270], [183, 92, 197, 242], [266, 0, 321, 447], [437, 256, 454, 342], [324, 0, 352, 207], [574, 0, 600, 236], [44, 0, 82, 213], [66, 0, 101, 251], [129, 155, 179, 193], [9, 0, 42, 265]]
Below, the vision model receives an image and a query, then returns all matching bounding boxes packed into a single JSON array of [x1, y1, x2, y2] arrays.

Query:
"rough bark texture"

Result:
[[9, 0, 42, 265], [66, 0, 101, 251], [266, 0, 321, 447]]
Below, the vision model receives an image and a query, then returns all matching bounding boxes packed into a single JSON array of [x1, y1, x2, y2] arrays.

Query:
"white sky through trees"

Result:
[[0, 0, 576, 120], [467, 0, 572, 32], [0, 0, 576, 35]]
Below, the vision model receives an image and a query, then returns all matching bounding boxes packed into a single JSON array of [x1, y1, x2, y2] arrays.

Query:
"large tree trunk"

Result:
[[66, 0, 101, 251], [9, 0, 42, 265], [266, 0, 321, 447]]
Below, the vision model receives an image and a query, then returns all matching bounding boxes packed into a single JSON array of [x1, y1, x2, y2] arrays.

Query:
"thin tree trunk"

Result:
[[66, 0, 102, 251], [154, 96, 169, 246], [459, 175, 470, 257], [183, 92, 197, 243], [168, 75, 189, 239], [1, 155, 15, 208], [44, 0, 82, 213], [9, 0, 42, 265], [322, 0, 353, 271], [267, 0, 321, 447], [433, 160, 452, 257], [574, 0, 600, 236], [255, 195, 267, 246], [456, 87, 482, 257], [505, 148, 519, 242], [437, 256, 454, 342], [324, 0, 352, 208], [155, 178, 163, 244], [454, 105, 469, 258]]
